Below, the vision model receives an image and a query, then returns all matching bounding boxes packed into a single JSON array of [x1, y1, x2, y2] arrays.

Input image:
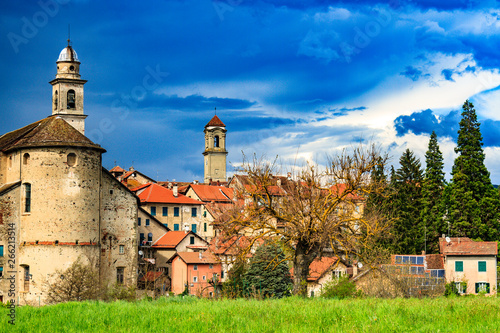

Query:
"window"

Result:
[[117, 267, 124, 284], [67, 153, 77, 167], [162, 207, 168, 216], [139, 233, 145, 244], [191, 224, 197, 234], [221, 271, 224, 279], [204, 223, 207, 232], [456, 282, 467, 294], [478, 261, 486, 272], [203, 275, 206, 280], [475, 282, 490, 293], [174, 224, 179, 231], [150, 207, 156, 216], [0, 267, 3, 278], [209, 264, 213, 269], [23, 265, 30, 292], [193, 276, 198, 282], [23, 153, 30, 165], [174, 207, 179, 217], [24, 183, 31, 213], [214, 135, 219, 147], [119, 245, 124, 254], [146, 219, 150, 226], [191, 207, 197, 217], [190, 236, 195, 245], [193, 265, 198, 271], [0, 245, 3, 257], [203, 211, 207, 217], [67, 90, 76, 109], [455, 261, 463, 272], [138, 218, 141, 226], [148, 233, 153, 242]]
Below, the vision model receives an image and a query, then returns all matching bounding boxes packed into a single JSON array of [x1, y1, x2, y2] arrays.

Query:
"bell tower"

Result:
[[49, 40, 87, 135], [203, 115, 227, 183]]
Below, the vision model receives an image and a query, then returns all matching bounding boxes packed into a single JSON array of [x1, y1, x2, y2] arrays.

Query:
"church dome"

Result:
[[57, 45, 79, 62]]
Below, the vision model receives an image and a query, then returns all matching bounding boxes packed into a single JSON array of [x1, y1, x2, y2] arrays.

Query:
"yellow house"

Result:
[[439, 237, 497, 295]]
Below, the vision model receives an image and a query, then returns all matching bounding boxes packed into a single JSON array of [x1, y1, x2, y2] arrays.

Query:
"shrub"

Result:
[[321, 276, 361, 299], [444, 282, 459, 297]]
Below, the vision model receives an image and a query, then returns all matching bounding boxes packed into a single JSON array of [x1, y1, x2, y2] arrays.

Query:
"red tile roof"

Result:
[[189, 184, 233, 203], [135, 183, 203, 205], [152, 231, 191, 248], [205, 115, 225, 128], [307, 257, 339, 282], [109, 165, 125, 173], [174, 251, 219, 264], [439, 237, 498, 256], [329, 183, 363, 200]]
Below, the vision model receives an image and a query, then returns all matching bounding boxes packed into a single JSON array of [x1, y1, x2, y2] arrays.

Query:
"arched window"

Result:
[[67, 153, 77, 167], [23, 153, 30, 165], [147, 233, 153, 242], [214, 135, 220, 148], [67, 90, 76, 109]]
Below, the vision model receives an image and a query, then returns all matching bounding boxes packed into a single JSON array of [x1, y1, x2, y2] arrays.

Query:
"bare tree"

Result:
[[221, 144, 392, 296], [46, 256, 100, 303]]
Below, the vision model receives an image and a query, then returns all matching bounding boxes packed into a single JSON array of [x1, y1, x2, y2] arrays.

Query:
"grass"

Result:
[[1, 296, 500, 332]]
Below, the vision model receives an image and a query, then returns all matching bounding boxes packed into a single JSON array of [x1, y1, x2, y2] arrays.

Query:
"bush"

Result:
[[321, 276, 361, 299]]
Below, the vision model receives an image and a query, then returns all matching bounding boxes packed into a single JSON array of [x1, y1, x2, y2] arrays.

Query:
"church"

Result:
[[0, 42, 138, 305]]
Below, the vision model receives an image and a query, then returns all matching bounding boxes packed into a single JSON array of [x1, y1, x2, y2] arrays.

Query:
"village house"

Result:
[[0, 42, 138, 305], [439, 237, 497, 295], [303, 257, 349, 297], [132, 182, 205, 233], [110, 166, 156, 189], [169, 251, 222, 296], [150, 230, 208, 278]]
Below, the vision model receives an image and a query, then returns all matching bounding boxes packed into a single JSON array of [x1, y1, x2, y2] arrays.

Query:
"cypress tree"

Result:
[[421, 131, 446, 253], [393, 149, 424, 254], [446, 100, 500, 240]]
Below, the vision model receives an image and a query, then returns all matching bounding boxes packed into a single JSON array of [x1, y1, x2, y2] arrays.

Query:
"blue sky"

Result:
[[2, 0, 500, 183]]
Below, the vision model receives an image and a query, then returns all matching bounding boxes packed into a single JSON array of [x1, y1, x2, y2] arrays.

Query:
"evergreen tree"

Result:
[[446, 100, 500, 240], [393, 149, 424, 254], [421, 131, 446, 253], [243, 243, 292, 298]]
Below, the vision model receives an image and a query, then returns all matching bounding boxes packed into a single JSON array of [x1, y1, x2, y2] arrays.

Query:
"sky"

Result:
[[2, 0, 500, 183]]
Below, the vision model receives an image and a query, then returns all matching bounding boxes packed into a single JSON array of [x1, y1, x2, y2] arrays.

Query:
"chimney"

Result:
[[173, 183, 178, 197], [287, 172, 292, 180], [217, 180, 220, 186], [129, 166, 134, 171], [421, 250, 425, 255], [277, 179, 281, 186]]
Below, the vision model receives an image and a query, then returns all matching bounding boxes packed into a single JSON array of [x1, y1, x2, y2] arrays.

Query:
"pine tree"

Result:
[[243, 243, 292, 298], [421, 131, 446, 253], [446, 100, 500, 240], [393, 149, 424, 254]]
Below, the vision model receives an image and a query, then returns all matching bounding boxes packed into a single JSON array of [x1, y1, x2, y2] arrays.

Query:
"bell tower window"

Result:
[[53, 91, 58, 110], [214, 135, 220, 148], [67, 90, 76, 109]]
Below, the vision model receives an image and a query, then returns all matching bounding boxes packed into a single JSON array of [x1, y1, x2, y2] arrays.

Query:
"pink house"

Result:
[[169, 252, 222, 297]]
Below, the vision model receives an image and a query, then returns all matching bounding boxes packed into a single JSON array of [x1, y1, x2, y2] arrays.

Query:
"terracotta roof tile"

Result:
[[175, 251, 219, 264], [307, 257, 339, 282], [136, 183, 203, 205], [189, 184, 233, 202], [205, 115, 225, 128], [109, 165, 125, 173], [152, 231, 191, 248], [439, 237, 497, 256]]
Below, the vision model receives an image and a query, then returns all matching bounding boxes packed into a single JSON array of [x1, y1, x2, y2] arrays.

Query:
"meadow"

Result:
[[1, 296, 499, 333]]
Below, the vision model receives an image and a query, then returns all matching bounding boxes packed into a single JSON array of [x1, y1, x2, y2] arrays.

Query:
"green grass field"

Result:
[[1, 296, 499, 332]]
